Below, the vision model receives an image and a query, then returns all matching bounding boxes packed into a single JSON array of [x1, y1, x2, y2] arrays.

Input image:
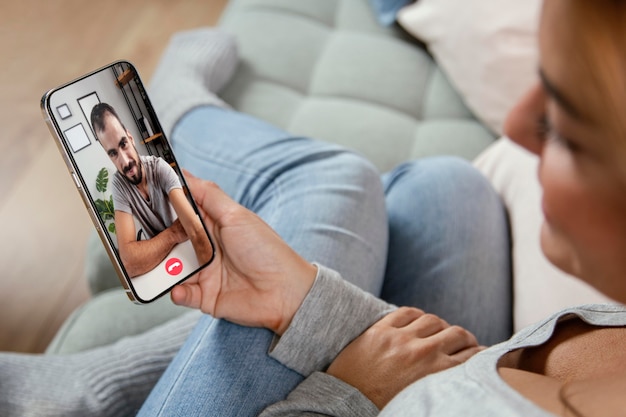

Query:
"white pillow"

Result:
[[397, 0, 541, 135], [473, 138, 613, 331]]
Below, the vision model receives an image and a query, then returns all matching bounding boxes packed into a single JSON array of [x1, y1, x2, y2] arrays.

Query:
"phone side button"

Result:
[[125, 290, 137, 303], [88, 208, 103, 232], [71, 172, 82, 190]]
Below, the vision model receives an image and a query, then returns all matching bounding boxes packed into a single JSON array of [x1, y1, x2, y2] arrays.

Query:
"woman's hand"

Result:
[[170, 173, 317, 335], [327, 307, 483, 409]]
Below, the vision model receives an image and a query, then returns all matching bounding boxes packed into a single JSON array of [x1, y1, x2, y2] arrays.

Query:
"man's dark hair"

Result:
[[90, 103, 127, 141]]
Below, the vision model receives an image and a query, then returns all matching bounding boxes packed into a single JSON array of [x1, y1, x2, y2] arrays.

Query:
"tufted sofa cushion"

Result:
[[219, 0, 495, 172]]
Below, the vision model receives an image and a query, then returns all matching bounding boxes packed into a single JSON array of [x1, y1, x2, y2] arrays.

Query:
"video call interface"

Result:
[[48, 62, 213, 301]]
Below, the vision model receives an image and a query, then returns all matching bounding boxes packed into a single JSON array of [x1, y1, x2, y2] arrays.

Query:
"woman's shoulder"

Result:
[[508, 303, 626, 348]]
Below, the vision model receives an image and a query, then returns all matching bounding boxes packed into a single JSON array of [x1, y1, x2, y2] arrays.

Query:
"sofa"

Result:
[[46, 0, 611, 354]]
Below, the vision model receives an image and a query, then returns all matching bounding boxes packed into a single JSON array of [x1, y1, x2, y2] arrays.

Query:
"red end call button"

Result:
[[165, 258, 183, 276]]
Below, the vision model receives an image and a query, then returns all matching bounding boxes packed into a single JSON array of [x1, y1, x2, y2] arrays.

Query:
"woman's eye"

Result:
[[548, 129, 579, 153], [536, 116, 580, 152]]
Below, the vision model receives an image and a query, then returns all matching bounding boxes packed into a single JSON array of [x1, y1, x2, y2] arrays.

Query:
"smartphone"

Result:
[[41, 60, 215, 304]]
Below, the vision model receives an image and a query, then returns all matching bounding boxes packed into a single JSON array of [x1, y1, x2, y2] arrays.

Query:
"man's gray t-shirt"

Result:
[[112, 155, 182, 239]]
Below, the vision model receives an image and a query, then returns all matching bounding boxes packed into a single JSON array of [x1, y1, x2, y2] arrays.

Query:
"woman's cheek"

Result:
[[536, 144, 585, 275]]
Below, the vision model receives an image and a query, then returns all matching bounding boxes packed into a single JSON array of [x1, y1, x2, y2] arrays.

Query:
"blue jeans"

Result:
[[138, 107, 511, 416], [168, 107, 388, 294]]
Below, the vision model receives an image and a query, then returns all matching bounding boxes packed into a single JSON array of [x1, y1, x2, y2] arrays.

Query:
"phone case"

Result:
[[41, 60, 215, 303]]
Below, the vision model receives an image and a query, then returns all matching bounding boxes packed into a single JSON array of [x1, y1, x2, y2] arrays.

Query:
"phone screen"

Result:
[[42, 61, 215, 303]]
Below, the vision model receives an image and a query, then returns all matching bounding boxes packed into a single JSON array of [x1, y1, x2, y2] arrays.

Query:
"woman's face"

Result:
[[505, 0, 626, 303]]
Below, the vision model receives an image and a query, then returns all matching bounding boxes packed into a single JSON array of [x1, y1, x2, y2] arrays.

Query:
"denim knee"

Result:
[[384, 155, 509, 245], [321, 149, 382, 195], [383, 156, 490, 194], [381, 156, 513, 343]]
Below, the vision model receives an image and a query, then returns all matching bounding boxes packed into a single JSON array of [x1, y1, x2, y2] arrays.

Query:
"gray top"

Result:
[[263, 265, 626, 416], [112, 155, 181, 239]]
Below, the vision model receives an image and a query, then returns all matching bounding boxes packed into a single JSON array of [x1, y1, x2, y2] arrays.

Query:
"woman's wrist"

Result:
[[274, 262, 318, 335]]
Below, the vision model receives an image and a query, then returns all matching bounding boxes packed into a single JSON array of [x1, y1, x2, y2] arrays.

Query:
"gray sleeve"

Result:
[[269, 265, 395, 375], [155, 157, 182, 194], [262, 264, 395, 417], [111, 172, 132, 214], [260, 372, 379, 417]]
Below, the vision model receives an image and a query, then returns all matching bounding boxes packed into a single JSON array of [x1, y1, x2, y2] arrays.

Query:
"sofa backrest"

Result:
[[219, 0, 495, 172]]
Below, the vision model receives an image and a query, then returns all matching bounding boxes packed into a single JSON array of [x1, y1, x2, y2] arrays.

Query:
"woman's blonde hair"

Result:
[[562, 0, 626, 176]]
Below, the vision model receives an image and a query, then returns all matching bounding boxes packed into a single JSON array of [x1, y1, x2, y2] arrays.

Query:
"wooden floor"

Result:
[[0, 0, 229, 353]]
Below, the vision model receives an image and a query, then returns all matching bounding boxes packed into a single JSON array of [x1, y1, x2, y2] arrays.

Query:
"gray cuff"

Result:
[[260, 372, 379, 417], [269, 264, 395, 376]]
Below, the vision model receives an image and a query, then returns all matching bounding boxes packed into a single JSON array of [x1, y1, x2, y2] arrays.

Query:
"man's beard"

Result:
[[123, 158, 143, 186]]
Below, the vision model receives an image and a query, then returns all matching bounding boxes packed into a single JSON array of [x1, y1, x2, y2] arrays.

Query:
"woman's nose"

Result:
[[503, 82, 546, 155]]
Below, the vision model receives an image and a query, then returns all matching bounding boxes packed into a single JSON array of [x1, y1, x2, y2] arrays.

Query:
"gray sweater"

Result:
[[261, 265, 626, 416]]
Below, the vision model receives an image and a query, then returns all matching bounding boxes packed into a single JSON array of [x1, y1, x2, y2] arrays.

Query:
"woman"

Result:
[[137, 0, 626, 416]]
